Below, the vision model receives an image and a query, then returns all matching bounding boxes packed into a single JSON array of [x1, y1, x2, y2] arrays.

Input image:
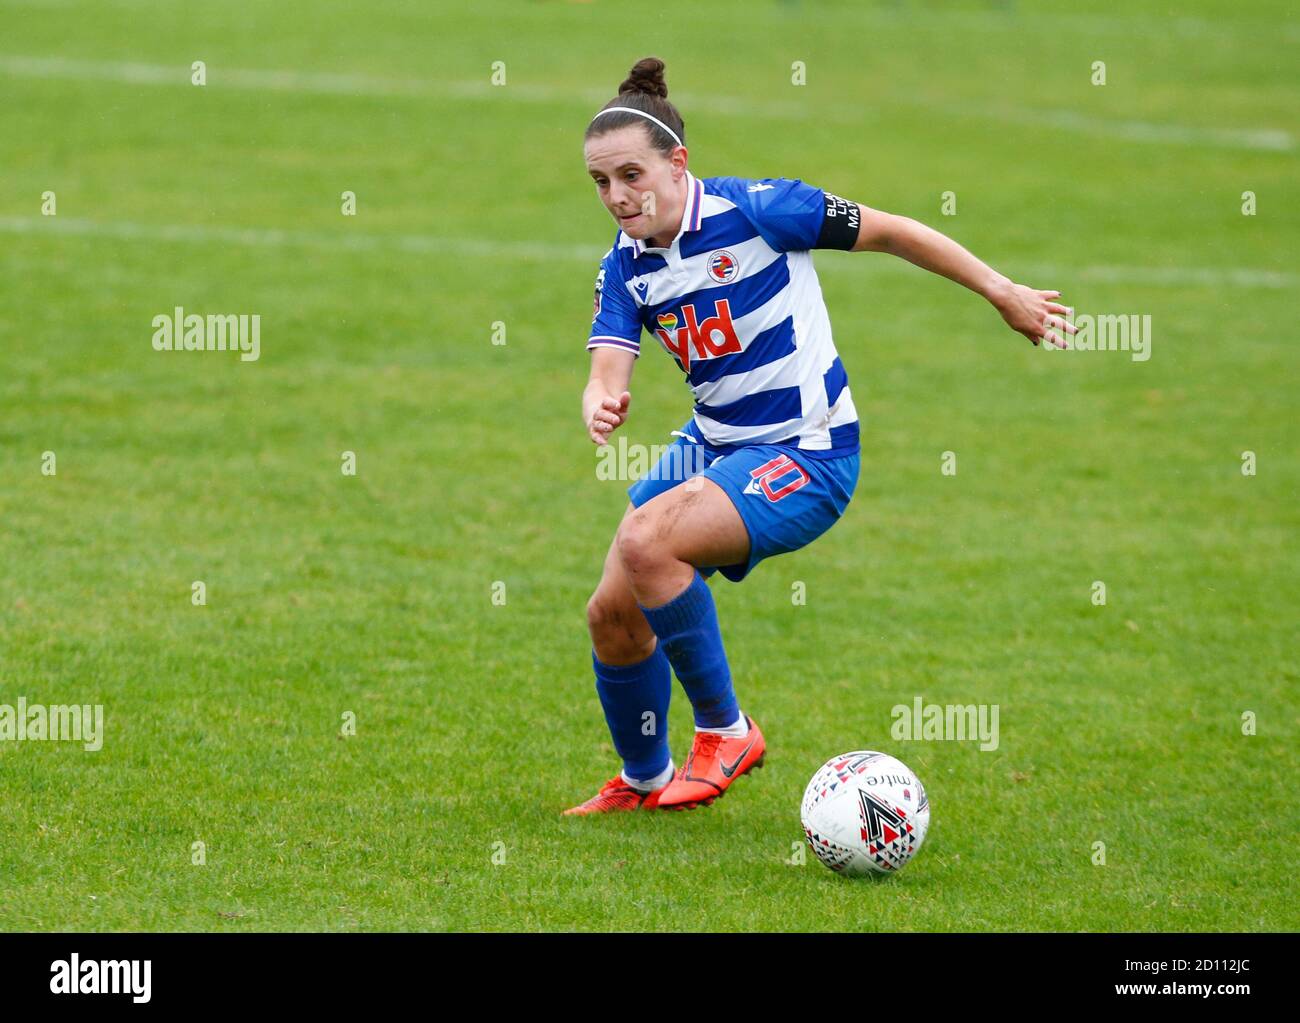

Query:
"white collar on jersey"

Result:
[[627, 169, 704, 256]]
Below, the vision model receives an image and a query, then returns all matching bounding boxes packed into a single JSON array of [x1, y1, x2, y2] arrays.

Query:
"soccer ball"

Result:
[[800, 751, 930, 877]]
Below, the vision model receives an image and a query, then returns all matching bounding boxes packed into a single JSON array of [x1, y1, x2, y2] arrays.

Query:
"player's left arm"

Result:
[[847, 204, 1075, 348]]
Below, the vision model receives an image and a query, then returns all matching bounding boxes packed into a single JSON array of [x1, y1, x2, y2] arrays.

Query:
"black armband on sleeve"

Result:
[[816, 193, 861, 250]]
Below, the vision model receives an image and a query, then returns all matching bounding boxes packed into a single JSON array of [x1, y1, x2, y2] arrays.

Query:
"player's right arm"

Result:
[[583, 245, 641, 445], [583, 347, 633, 446]]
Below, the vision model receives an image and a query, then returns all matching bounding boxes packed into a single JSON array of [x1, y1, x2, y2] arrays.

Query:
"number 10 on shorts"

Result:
[[748, 454, 811, 502]]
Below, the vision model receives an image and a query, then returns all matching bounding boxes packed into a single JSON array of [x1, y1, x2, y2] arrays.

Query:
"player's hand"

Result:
[[587, 390, 631, 445], [992, 281, 1077, 348]]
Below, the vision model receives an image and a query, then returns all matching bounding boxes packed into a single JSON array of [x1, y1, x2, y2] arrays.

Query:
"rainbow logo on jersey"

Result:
[[652, 299, 741, 373]]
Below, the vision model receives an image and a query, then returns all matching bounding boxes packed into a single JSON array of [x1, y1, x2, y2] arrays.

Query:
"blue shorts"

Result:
[[626, 423, 860, 583]]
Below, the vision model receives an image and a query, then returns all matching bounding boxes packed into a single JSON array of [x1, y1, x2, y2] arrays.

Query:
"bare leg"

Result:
[[616, 478, 749, 607], [586, 503, 658, 665]]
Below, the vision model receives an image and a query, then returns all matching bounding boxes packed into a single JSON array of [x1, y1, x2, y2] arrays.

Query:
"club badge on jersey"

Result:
[[706, 249, 740, 283]]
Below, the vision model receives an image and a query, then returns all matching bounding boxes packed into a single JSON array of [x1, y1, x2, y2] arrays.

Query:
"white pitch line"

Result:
[[0, 215, 1293, 291], [0, 54, 1292, 152], [0, 214, 595, 262], [938, 102, 1295, 152]]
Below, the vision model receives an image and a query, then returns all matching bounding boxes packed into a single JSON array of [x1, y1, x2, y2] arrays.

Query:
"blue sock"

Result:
[[638, 570, 740, 729], [592, 644, 671, 782]]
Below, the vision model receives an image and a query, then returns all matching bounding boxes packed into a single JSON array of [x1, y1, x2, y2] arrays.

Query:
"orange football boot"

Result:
[[562, 774, 669, 815], [657, 716, 766, 810]]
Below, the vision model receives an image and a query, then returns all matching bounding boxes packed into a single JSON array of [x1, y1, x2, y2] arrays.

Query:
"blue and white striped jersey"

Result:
[[587, 169, 861, 457]]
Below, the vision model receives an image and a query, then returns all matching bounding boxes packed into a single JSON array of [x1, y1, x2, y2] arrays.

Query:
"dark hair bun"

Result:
[[586, 56, 684, 153], [618, 57, 668, 98]]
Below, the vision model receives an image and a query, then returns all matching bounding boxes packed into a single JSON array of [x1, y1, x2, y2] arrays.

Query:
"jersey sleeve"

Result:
[[732, 177, 861, 252], [586, 246, 642, 358]]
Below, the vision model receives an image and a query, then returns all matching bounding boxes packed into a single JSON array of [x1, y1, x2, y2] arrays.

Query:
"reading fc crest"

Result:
[[706, 250, 739, 284]]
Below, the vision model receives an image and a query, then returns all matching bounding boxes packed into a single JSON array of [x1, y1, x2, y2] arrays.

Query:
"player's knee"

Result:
[[587, 587, 629, 637], [615, 512, 665, 577], [585, 589, 615, 635], [586, 588, 653, 661]]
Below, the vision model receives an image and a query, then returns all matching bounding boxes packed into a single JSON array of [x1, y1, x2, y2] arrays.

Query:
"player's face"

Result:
[[585, 126, 686, 244]]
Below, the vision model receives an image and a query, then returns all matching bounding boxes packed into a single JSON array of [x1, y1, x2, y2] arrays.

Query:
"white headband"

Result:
[[589, 105, 683, 147]]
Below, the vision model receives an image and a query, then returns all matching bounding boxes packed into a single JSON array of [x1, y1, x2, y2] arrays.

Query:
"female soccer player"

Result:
[[565, 57, 1074, 814]]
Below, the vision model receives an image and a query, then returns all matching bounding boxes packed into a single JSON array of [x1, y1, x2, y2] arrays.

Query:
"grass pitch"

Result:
[[0, 0, 1296, 931]]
